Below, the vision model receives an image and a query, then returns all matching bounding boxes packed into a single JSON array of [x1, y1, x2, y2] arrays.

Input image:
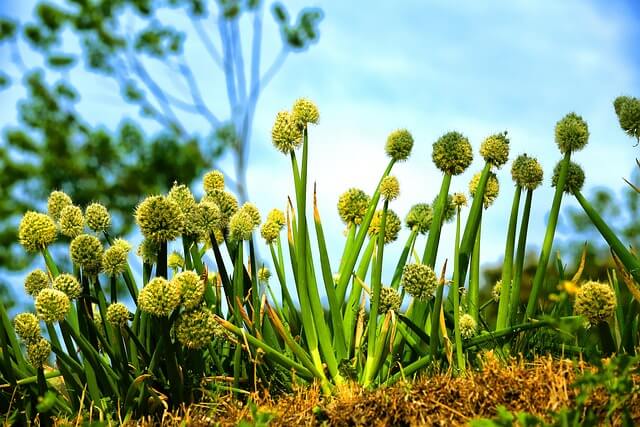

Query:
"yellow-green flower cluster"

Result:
[[261, 208, 286, 244], [24, 269, 49, 297], [469, 171, 500, 209], [479, 132, 510, 168], [168, 251, 185, 270], [574, 281, 616, 325], [70, 234, 103, 274], [452, 193, 468, 208], [272, 111, 302, 153], [47, 190, 72, 221], [175, 308, 221, 349], [18, 212, 57, 252], [258, 266, 271, 282], [138, 277, 180, 317], [103, 243, 130, 276], [53, 273, 82, 299], [402, 263, 438, 301], [14, 313, 41, 343], [35, 288, 70, 322], [137, 238, 159, 264], [555, 112, 589, 154], [292, 97, 320, 128], [380, 176, 400, 201], [85, 203, 111, 232], [173, 271, 205, 310], [432, 131, 473, 175], [167, 183, 200, 237], [59, 205, 84, 238], [135, 196, 185, 242], [614, 96, 640, 139], [551, 160, 585, 195], [204, 190, 239, 229], [229, 209, 255, 242], [405, 203, 432, 235], [511, 154, 544, 190], [203, 170, 225, 193], [368, 209, 401, 244], [195, 201, 222, 239], [492, 280, 502, 302], [106, 302, 130, 327], [460, 313, 477, 339], [27, 337, 51, 368], [338, 188, 370, 225], [385, 129, 414, 162], [378, 287, 402, 315]]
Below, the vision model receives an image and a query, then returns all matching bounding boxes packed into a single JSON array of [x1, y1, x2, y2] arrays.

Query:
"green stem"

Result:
[[509, 189, 533, 325], [525, 152, 570, 320], [496, 185, 521, 330], [452, 206, 464, 371], [422, 173, 452, 266], [468, 216, 482, 322]]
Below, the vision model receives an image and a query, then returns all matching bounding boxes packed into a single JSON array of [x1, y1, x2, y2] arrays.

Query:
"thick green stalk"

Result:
[[468, 217, 482, 322], [525, 152, 570, 320], [391, 228, 418, 290], [363, 200, 388, 385], [509, 189, 533, 325], [496, 185, 522, 330], [232, 242, 244, 391], [422, 173, 453, 266], [575, 190, 640, 283], [429, 266, 446, 361], [458, 162, 492, 287], [452, 206, 464, 371], [336, 160, 395, 303]]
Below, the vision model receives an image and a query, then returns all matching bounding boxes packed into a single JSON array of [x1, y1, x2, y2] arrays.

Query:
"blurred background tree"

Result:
[[0, 0, 323, 276]]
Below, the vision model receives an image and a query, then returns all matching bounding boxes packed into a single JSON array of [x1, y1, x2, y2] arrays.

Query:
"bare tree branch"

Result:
[[177, 57, 221, 127], [230, 19, 247, 105], [218, 16, 238, 115], [192, 16, 224, 69]]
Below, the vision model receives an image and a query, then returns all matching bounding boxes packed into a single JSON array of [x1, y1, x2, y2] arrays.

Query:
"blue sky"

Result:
[[1, 0, 640, 287]]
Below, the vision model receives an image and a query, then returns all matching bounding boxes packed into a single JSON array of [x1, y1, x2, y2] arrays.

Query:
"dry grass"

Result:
[[54, 353, 640, 426]]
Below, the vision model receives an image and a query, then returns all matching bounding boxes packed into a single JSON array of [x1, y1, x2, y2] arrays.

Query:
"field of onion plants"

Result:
[[1, 96, 640, 425]]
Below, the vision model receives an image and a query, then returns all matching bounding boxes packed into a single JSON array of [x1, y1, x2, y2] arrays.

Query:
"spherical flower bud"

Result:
[[368, 209, 401, 244], [469, 171, 500, 209], [337, 188, 370, 225], [27, 337, 51, 368], [137, 238, 159, 264], [432, 131, 473, 175], [24, 269, 49, 297], [272, 111, 302, 153], [405, 203, 432, 235], [380, 176, 400, 201], [175, 308, 221, 349], [260, 221, 282, 244], [138, 277, 180, 317], [195, 201, 221, 237], [555, 112, 589, 154], [402, 263, 438, 301], [106, 302, 130, 327], [385, 129, 414, 162], [613, 96, 640, 139], [102, 245, 129, 276], [135, 196, 184, 242], [85, 203, 111, 232], [229, 210, 255, 241], [479, 132, 510, 168], [70, 234, 103, 274], [267, 209, 286, 227], [492, 280, 502, 302], [168, 251, 185, 270], [241, 202, 261, 227], [551, 160, 585, 195], [258, 267, 271, 282], [511, 154, 544, 190], [434, 194, 456, 223], [14, 313, 41, 343], [460, 313, 477, 339], [452, 193, 468, 208], [167, 183, 200, 236], [53, 273, 82, 299], [203, 170, 225, 194], [112, 238, 132, 252], [172, 271, 204, 310], [59, 205, 84, 238], [47, 191, 72, 221], [378, 287, 402, 315], [574, 281, 616, 325], [291, 97, 320, 127], [35, 288, 70, 322], [205, 190, 238, 229], [18, 211, 57, 253]]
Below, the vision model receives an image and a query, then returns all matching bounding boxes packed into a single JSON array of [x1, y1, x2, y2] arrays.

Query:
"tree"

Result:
[[0, 0, 323, 271]]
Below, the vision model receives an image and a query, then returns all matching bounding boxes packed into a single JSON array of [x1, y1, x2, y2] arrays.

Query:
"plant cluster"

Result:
[[1, 97, 640, 423]]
